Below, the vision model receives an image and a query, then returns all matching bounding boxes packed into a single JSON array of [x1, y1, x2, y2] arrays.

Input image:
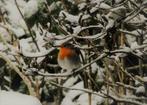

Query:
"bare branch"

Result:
[[0, 52, 36, 96], [14, 0, 40, 51], [50, 81, 147, 105], [34, 53, 107, 77]]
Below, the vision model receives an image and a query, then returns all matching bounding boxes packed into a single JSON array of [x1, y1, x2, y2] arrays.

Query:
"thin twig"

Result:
[[127, 64, 147, 71], [14, 0, 40, 51], [101, 91, 147, 105], [0, 52, 36, 96], [124, 5, 146, 22], [118, 29, 140, 37], [35, 53, 107, 77], [50, 81, 105, 98], [50, 81, 147, 105], [116, 82, 136, 90]]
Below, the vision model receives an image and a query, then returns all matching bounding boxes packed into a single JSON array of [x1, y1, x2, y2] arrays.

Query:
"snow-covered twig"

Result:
[[50, 81, 105, 98], [110, 44, 147, 59], [0, 52, 36, 96], [33, 53, 107, 77], [21, 47, 55, 58], [73, 25, 106, 39], [101, 91, 147, 105], [51, 81, 147, 105], [124, 5, 146, 22], [105, 81, 136, 91], [118, 29, 140, 37], [14, 0, 40, 51], [127, 64, 147, 71], [116, 82, 137, 90]]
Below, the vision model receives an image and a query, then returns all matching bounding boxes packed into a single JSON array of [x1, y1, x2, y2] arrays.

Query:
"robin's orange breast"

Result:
[[58, 47, 74, 60]]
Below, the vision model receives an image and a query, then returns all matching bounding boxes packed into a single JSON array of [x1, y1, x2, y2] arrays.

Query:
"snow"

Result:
[[130, 42, 139, 49], [77, 93, 104, 105], [59, 11, 79, 24], [143, 77, 147, 82], [73, 25, 104, 39], [62, 82, 84, 103], [11, 27, 25, 37], [18, 28, 54, 57], [78, 3, 86, 10], [61, 97, 75, 105], [24, 0, 45, 19], [0, 90, 42, 105], [125, 14, 147, 24], [0, 43, 7, 51], [90, 7, 98, 13], [91, 0, 104, 5], [89, 1, 111, 12], [49, 2, 60, 12], [2, 0, 27, 29], [0, 25, 11, 42], [107, 6, 126, 20], [63, 76, 79, 87], [62, 81, 104, 105], [115, 0, 123, 4], [136, 86, 145, 94], [0, 0, 46, 38], [125, 32, 137, 47], [54, 35, 72, 46], [23, 0, 38, 18], [0, 0, 147, 105], [143, 0, 147, 5], [4, 76, 11, 83], [105, 18, 114, 30], [81, 14, 91, 20], [67, 0, 75, 4], [99, 3, 111, 9], [91, 63, 99, 73]]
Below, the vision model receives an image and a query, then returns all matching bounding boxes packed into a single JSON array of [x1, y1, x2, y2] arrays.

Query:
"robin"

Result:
[[57, 43, 81, 72], [58, 43, 88, 88]]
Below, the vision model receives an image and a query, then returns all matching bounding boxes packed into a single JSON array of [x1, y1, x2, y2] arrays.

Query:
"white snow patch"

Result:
[[67, 0, 75, 4], [24, 0, 38, 18], [0, 43, 7, 51], [130, 42, 139, 49], [135, 80, 141, 86], [77, 93, 104, 105], [59, 11, 79, 24], [4, 76, 11, 83], [63, 76, 79, 87], [0, 26, 11, 42], [81, 14, 91, 20], [0, 90, 42, 105], [78, 3, 86, 10], [11, 27, 25, 38], [90, 7, 98, 13], [61, 97, 75, 105], [99, 3, 111, 9], [143, 77, 147, 82], [91, 0, 104, 5], [126, 33, 136, 46], [106, 19, 114, 30], [107, 6, 125, 20], [49, 2, 62, 12], [127, 14, 146, 24], [62, 82, 84, 102], [3, 0, 27, 28], [91, 63, 99, 73], [136, 86, 145, 94]]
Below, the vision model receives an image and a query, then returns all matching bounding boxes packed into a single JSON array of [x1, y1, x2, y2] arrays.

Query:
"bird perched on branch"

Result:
[[58, 43, 82, 73], [58, 43, 89, 89]]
